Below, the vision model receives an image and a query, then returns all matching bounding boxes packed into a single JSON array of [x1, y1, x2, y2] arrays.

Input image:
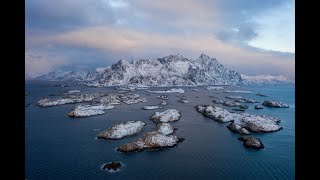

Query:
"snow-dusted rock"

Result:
[[195, 105, 239, 123], [126, 93, 140, 99], [235, 99, 246, 103], [151, 109, 181, 123], [238, 114, 282, 132], [37, 98, 76, 107], [100, 93, 147, 105], [67, 104, 114, 117], [225, 96, 244, 99], [177, 99, 189, 103], [117, 131, 183, 152], [225, 90, 252, 94], [212, 99, 225, 104], [223, 101, 241, 107], [195, 105, 282, 132], [159, 101, 167, 106], [241, 74, 293, 86], [142, 106, 163, 110], [37, 93, 101, 107], [207, 86, 224, 90], [192, 89, 199, 92], [157, 123, 174, 135], [238, 136, 264, 149], [123, 98, 147, 104], [157, 95, 169, 100], [100, 94, 121, 105], [243, 98, 261, 103], [97, 121, 146, 140], [67, 90, 81, 94], [147, 88, 185, 94], [227, 122, 250, 135], [262, 100, 289, 108]]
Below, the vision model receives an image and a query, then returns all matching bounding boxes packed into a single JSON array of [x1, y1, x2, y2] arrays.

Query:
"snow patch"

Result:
[[147, 88, 185, 94]]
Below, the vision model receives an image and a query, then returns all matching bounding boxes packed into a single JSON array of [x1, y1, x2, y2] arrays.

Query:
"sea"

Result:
[[25, 81, 295, 179]]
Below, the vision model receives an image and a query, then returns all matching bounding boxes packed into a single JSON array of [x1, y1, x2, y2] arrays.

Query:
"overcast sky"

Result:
[[26, 0, 295, 80]]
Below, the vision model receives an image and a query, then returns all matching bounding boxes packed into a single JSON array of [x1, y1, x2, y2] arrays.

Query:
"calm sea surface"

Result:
[[25, 81, 294, 179]]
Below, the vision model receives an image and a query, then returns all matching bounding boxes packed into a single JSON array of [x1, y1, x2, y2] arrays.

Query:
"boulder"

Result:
[[157, 123, 175, 135], [227, 122, 251, 135], [151, 109, 181, 123], [238, 136, 264, 149], [117, 131, 182, 152], [255, 105, 263, 109], [142, 106, 162, 110], [67, 104, 114, 117], [97, 121, 146, 140], [102, 162, 122, 171], [262, 100, 289, 108]]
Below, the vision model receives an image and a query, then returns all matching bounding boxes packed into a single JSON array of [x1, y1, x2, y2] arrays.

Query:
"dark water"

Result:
[[25, 81, 294, 179]]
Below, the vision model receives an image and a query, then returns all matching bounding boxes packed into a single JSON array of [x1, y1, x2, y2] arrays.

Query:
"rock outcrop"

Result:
[[97, 121, 146, 140]]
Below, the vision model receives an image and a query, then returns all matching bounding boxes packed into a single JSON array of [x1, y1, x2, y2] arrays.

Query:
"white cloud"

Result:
[[25, 51, 70, 78], [29, 26, 295, 79]]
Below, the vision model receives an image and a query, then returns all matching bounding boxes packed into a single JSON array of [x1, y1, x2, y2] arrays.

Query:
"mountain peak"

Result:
[[199, 53, 211, 60], [35, 54, 243, 86]]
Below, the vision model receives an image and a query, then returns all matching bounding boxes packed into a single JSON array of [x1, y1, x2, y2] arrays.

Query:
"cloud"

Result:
[[25, 0, 295, 79], [29, 26, 295, 79], [25, 51, 70, 78]]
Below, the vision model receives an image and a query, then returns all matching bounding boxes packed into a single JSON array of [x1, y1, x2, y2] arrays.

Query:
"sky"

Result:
[[25, 0, 295, 80]]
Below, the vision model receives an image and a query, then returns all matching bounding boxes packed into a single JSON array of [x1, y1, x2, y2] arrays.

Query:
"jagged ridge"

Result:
[[35, 54, 243, 86]]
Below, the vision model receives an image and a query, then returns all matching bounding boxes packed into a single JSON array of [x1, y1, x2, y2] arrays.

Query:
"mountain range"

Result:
[[32, 54, 292, 86]]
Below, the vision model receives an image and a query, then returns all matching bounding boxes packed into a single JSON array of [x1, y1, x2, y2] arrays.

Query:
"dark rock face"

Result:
[[227, 122, 251, 135], [262, 100, 289, 108], [238, 137, 264, 149], [117, 142, 140, 152], [256, 93, 268, 97], [102, 162, 122, 171], [232, 108, 245, 112], [239, 105, 249, 109], [255, 105, 264, 109]]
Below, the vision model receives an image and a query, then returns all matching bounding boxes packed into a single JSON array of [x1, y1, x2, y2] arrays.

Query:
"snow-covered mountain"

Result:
[[88, 54, 242, 86], [25, 73, 32, 80], [241, 74, 294, 85], [34, 54, 243, 86], [35, 70, 92, 81]]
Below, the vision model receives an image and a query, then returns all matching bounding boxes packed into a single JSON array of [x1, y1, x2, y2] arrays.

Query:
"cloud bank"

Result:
[[26, 0, 295, 79]]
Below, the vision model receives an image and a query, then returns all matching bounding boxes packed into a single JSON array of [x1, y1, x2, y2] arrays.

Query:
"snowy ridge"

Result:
[[35, 70, 92, 81], [241, 74, 294, 85], [35, 54, 242, 86]]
